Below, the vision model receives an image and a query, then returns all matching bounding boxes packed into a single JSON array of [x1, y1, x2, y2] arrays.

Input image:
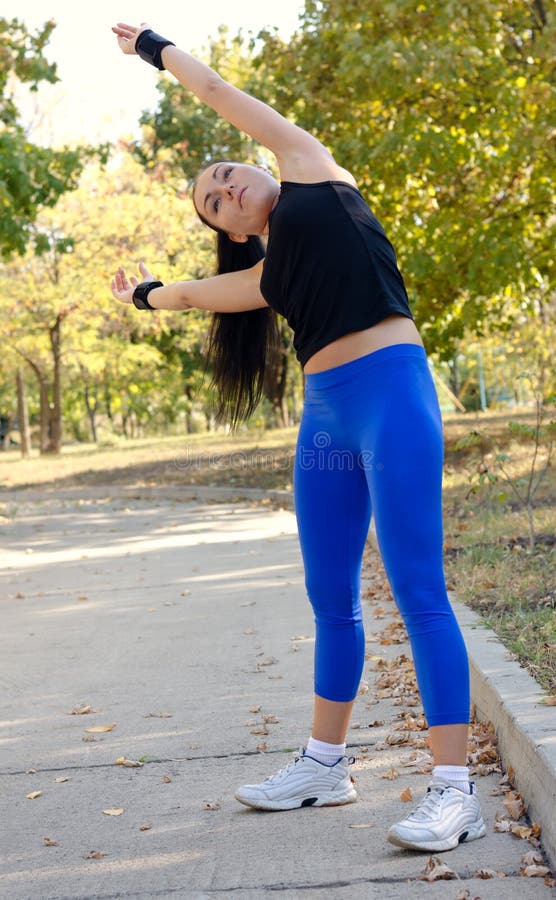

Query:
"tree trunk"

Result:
[[16, 368, 31, 457], [104, 384, 113, 422], [38, 379, 50, 452], [1, 413, 13, 451], [263, 327, 290, 427], [15, 350, 50, 452], [45, 315, 63, 454], [84, 382, 98, 443]]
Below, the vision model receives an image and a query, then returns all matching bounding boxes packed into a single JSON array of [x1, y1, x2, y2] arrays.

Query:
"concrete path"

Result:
[[0, 492, 553, 898]]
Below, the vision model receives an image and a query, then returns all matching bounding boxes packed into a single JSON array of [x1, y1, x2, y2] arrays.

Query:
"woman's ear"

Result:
[[229, 232, 249, 243]]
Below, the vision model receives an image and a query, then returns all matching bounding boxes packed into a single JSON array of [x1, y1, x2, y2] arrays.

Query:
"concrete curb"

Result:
[[3, 482, 555, 869], [451, 597, 556, 870]]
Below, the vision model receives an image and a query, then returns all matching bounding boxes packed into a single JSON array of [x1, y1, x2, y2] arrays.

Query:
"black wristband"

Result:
[[135, 29, 175, 70], [132, 281, 163, 310]]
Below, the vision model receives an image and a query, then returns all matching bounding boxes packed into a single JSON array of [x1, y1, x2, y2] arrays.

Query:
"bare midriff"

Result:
[[303, 315, 424, 374]]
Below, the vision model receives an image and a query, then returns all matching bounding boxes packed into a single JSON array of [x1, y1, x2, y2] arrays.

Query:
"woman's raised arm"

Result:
[[112, 22, 333, 168]]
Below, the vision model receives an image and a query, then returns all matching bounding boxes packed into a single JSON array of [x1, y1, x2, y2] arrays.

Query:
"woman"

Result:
[[111, 21, 486, 853]]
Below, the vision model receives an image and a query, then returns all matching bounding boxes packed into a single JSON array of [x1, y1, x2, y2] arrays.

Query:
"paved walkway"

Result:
[[0, 492, 553, 898]]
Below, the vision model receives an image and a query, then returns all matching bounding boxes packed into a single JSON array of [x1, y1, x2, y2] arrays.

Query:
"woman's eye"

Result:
[[213, 198, 221, 213], [224, 166, 233, 180]]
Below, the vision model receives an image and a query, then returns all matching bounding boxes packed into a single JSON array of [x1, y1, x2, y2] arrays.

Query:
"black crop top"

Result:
[[259, 181, 413, 366]]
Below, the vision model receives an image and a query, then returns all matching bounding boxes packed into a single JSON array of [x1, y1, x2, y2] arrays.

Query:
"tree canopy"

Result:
[[0, 17, 94, 258]]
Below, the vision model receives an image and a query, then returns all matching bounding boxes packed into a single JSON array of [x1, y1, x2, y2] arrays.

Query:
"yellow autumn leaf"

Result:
[[26, 791, 43, 799], [85, 724, 116, 733], [102, 808, 124, 816], [400, 787, 413, 802]]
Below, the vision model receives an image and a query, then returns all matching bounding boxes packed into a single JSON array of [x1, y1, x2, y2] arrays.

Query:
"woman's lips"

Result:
[[239, 187, 247, 208]]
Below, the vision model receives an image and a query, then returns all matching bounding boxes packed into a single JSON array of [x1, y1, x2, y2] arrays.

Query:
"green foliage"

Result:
[[0, 17, 103, 259], [254, 0, 555, 356]]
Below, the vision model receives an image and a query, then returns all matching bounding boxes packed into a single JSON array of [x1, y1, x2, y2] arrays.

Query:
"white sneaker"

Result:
[[235, 747, 357, 811], [387, 778, 486, 852]]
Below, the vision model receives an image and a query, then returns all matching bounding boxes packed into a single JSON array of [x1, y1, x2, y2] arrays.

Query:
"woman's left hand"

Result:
[[110, 261, 156, 304]]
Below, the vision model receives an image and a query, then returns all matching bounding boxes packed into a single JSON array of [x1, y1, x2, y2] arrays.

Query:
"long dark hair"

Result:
[[194, 182, 279, 428]]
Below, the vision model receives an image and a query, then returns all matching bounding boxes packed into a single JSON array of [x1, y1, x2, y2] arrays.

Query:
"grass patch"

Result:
[[1, 410, 554, 692]]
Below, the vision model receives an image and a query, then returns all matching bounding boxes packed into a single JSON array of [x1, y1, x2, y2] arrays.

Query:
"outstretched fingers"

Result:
[[112, 22, 148, 37]]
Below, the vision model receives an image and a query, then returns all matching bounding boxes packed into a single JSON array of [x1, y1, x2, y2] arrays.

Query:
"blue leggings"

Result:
[[294, 344, 470, 726]]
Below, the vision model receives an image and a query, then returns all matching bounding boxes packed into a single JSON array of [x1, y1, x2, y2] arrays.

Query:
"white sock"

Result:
[[305, 737, 346, 766], [433, 764, 471, 794]]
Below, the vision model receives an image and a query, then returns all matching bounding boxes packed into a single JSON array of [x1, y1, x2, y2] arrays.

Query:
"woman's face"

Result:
[[192, 162, 280, 240]]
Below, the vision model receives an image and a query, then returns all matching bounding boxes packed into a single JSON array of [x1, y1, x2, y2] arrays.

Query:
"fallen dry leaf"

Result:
[[474, 867, 505, 879], [115, 756, 143, 768], [102, 808, 124, 816], [418, 855, 459, 882], [368, 720, 385, 727], [348, 823, 376, 829], [520, 865, 551, 878], [379, 767, 400, 781], [510, 824, 533, 839], [143, 711, 173, 718], [139, 823, 152, 831], [503, 792, 526, 820], [53, 777, 71, 783], [262, 714, 279, 724], [83, 851, 106, 859], [386, 731, 409, 745], [203, 801, 221, 810], [82, 735, 98, 742], [250, 726, 269, 735], [69, 705, 97, 715], [522, 850, 544, 866], [26, 791, 42, 800], [43, 837, 58, 846], [256, 742, 268, 752], [541, 696, 556, 706], [85, 724, 116, 733], [77, 595, 88, 601], [400, 786, 413, 802], [249, 706, 261, 713]]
